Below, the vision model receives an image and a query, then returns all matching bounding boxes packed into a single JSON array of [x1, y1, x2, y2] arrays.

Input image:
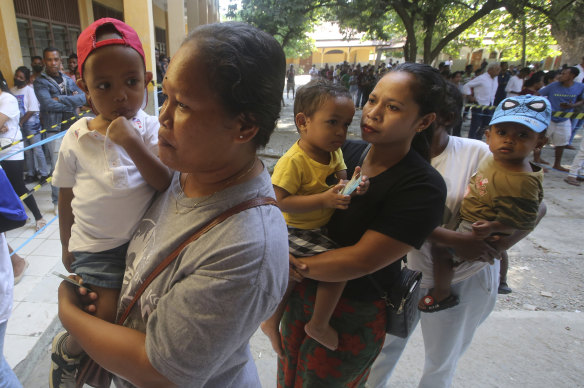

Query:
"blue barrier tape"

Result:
[[9, 214, 58, 257], [0, 131, 66, 163]]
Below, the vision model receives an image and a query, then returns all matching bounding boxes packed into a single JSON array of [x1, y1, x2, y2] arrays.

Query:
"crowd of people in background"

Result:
[[299, 56, 584, 187]]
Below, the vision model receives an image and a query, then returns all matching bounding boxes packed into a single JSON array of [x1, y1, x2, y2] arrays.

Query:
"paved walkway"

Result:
[[6, 76, 584, 387]]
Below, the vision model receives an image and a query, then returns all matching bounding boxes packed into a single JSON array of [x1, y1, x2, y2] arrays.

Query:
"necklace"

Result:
[[175, 157, 258, 214]]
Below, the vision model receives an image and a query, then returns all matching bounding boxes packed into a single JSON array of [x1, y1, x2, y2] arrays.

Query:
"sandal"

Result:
[[564, 177, 581, 187], [35, 218, 47, 231], [419, 293, 459, 313], [498, 282, 513, 294]]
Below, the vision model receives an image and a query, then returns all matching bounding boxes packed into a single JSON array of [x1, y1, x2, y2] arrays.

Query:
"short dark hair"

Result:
[[565, 66, 580, 78], [293, 79, 352, 131], [0, 71, 9, 93], [68, 53, 78, 60], [31, 56, 43, 63], [43, 47, 60, 58], [15, 66, 31, 82], [183, 22, 286, 148], [438, 82, 463, 134]]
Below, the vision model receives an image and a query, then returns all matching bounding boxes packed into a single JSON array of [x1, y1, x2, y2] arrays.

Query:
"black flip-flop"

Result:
[[419, 294, 460, 313]]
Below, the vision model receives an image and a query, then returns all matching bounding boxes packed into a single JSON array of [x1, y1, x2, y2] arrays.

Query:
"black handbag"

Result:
[[369, 266, 422, 338]]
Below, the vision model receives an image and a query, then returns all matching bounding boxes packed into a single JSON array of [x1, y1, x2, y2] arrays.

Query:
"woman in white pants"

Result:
[[367, 83, 545, 388]]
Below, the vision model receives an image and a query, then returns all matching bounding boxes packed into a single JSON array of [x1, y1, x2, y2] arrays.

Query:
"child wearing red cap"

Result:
[[50, 18, 171, 387]]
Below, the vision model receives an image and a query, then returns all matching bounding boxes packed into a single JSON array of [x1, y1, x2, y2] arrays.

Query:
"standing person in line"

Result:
[[418, 94, 549, 313], [12, 66, 50, 185], [34, 47, 86, 214], [56, 22, 289, 388], [279, 63, 446, 387], [564, 138, 584, 186], [0, 71, 46, 232], [506, 67, 530, 97], [349, 69, 360, 106], [539, 67, 584, 171], [568, 56, 584, 148], [309, 64, 319, 81], [494, 62, 510, 105], [64, 53, 78, 82], [29, 56, 44, 84], [261, 80, 367, 354], [48, 18, 172, 387], [463, 63, 500, 140], [286, 64, 296, 100], [368, 83, 547, 388]]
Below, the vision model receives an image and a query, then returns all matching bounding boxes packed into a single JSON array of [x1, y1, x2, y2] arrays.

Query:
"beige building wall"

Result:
[[0, 1, 23, 88]]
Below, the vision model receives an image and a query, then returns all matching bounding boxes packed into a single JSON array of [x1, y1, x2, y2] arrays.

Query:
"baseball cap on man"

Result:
[[77, 18, 145, 78], [489, 94, 551, 133]]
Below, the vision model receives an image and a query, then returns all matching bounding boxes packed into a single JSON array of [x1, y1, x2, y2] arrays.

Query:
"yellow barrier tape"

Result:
[[1, 109, 91, 151], [19, 176, 52, 202]]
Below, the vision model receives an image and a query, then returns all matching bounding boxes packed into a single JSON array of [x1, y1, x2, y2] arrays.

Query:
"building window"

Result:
[[16, 18, 33, 67], [14, 0, 81, 66]]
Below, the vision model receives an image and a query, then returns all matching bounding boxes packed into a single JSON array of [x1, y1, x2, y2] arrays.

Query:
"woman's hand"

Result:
[[289, 254, 308, 282], [451, 231, 499, 263], [58, 275, 99, 315]]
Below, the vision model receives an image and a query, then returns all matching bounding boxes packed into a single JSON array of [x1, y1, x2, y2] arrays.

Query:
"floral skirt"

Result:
[[277, 280, 387, 387]]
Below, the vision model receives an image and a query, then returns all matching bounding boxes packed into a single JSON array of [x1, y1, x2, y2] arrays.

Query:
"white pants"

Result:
[[367, 261, 499, 388], [568, 139, 584, 178]]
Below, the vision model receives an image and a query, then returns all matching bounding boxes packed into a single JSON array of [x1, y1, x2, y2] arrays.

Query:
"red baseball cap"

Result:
[[77, 18, 145, 79]]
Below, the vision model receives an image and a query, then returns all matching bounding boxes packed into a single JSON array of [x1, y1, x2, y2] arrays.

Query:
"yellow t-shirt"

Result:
[[271, 141, 347, 229], [460, 155, 544, 231]]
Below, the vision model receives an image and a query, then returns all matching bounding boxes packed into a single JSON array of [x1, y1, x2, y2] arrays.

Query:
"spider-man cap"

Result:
[[489, 94, 552, 133], [77, 18, 145, 79]]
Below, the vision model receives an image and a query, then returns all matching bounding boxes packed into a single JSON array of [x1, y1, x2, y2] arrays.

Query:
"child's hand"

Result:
[[62, 249, 75, 272], [322, 183, 351, 209], [471, 220, 494, 239], [106, 116, 140, 148]]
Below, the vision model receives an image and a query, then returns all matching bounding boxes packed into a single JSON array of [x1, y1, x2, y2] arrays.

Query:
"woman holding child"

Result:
[[278, 63, 447, 386], [56, 22, 289, 387]]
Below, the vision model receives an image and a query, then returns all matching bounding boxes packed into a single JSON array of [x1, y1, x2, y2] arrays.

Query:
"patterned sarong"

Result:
[[277, 281, 387, 387]]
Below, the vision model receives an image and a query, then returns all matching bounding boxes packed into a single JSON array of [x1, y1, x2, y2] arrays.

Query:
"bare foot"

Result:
[[553, 165, 569, 172], [260, 320, 284, 358], [11, 253, 28, 284], [304, 321, 339, 351]]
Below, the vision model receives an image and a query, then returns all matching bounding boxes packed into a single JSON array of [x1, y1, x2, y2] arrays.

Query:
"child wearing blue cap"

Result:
[[419, 94, 551, 312]]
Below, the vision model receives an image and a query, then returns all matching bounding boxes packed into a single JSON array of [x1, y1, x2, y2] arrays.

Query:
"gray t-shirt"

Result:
[[114, 167, 289, 387]]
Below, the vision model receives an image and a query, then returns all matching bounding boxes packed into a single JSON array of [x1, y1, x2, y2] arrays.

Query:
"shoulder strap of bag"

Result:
[[116, 196, 277, 325]]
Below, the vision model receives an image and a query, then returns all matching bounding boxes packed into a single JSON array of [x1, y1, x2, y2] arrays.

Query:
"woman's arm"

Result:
[[428, 226, 500, 261], [58, 282, 175, 388], [295, 229, 412, 282], [0, 112, 9, 130]]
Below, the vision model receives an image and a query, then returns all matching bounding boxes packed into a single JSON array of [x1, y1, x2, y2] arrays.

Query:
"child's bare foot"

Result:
[[304, 321, 338, 351], [260, 320, 284, 358], [553, 164, 569, 172]]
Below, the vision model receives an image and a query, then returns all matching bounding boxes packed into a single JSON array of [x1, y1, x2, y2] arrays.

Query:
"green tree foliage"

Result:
[[336, 0, 522, 64], [526, 0, 584, 65], [454, 6, 561, 66], [225, 0, 332, 58]]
